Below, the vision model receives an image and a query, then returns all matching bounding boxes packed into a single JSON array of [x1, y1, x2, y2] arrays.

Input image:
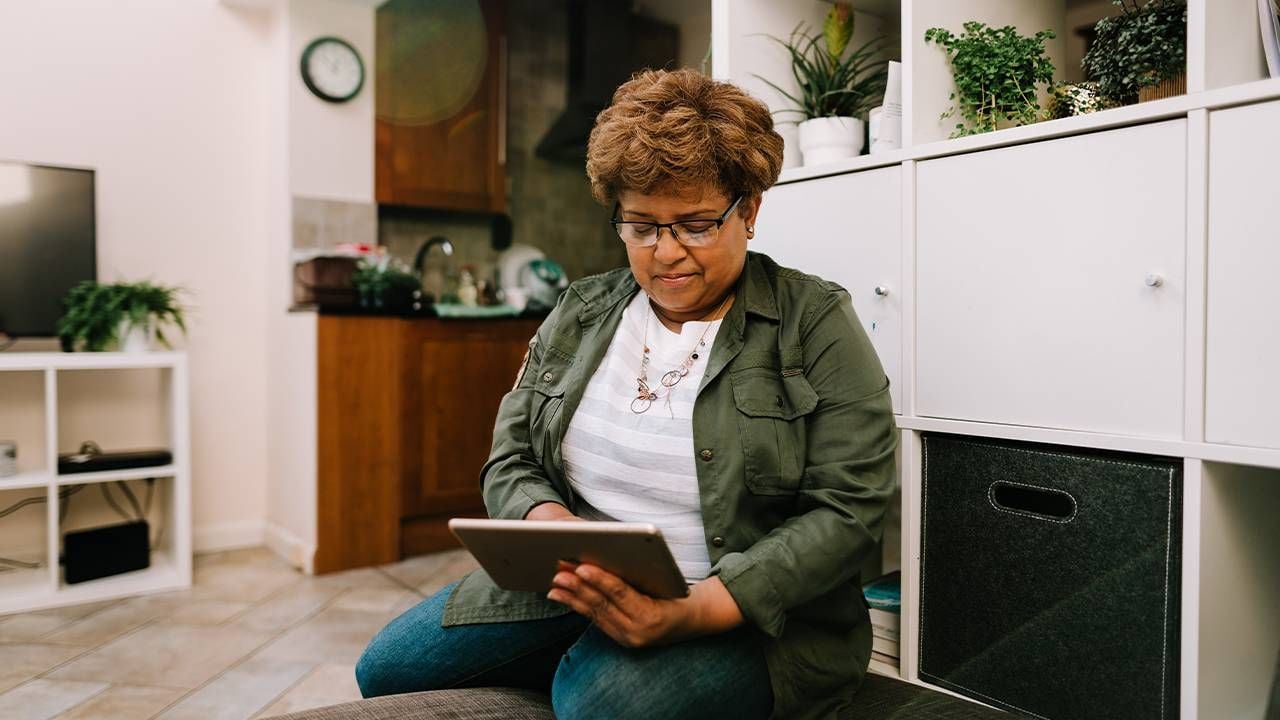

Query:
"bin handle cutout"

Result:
[[988, 481, 1077, 523]]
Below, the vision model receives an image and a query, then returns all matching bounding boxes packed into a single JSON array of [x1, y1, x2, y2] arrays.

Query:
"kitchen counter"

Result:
[[290, 303, 551, 320]]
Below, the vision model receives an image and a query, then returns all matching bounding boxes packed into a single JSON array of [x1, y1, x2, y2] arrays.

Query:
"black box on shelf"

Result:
[[919, 433, 1182, 720], [63, 520, 150, 584], [57, 448, 171, 475]]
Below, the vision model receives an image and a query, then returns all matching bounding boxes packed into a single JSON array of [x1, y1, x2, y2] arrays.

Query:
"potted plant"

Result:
[[1083, 0, 1186, 105], [57, 281, 188, 352], [352, 254, 420, 312], [757, 2, 894, 166], [924, 21, 1057, 138]]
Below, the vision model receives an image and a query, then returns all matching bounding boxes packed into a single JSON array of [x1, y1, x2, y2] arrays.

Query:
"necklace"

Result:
[[631, 294, 732, 414]]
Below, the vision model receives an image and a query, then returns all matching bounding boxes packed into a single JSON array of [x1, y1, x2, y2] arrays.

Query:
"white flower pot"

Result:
[[798, 116, 864, 167], [117, 319, 156, 353], [778, 123, 802, 169]]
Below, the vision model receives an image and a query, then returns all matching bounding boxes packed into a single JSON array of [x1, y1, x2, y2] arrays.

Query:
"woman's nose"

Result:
[[652, 230, 687, 264]]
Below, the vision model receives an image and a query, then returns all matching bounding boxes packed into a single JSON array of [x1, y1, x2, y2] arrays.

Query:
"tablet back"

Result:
[[448, 519, 690, 599]]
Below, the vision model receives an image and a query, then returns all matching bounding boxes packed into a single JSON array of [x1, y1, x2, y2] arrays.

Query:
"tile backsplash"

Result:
[[293, 1, 630, 287], [376, 0, 626, 284], [292, 196, 377, 252]]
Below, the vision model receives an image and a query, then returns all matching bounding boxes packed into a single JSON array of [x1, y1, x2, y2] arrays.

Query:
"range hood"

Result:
[[536, 0, 679, 163]]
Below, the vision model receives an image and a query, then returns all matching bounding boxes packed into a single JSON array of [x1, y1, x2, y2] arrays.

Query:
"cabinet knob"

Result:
[[874, 285, 890, 297], [1145, 273, 1164, 288]]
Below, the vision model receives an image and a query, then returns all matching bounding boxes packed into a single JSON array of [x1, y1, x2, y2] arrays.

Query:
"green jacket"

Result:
[[442, 251, 898, 719]]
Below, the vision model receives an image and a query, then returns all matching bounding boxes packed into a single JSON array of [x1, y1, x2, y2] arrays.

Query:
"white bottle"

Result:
[[458, 269, 478, 307]]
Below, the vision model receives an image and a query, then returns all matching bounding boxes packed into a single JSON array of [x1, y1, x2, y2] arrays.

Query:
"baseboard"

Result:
[[193, 521, 266, 554], [265, 522, 316, 575]]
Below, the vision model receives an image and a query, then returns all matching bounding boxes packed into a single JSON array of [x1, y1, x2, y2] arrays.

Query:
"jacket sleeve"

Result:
[[480, 297, 573, 520], [711, 290, 897, 638]]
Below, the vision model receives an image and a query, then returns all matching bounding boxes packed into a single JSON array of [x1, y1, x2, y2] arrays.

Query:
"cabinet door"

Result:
[[375, 0, 506, 212], [403, 320, 538, 521], [752, 168, 903, 413], [1206, 101, 1280, 449], [916, 121, 1187, 438]]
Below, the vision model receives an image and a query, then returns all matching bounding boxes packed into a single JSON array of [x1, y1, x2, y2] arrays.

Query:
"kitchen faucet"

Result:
[[413, 235, 454, 274]]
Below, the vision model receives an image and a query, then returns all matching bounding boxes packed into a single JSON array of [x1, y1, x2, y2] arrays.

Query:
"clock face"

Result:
[[301, 37, 365, 103]]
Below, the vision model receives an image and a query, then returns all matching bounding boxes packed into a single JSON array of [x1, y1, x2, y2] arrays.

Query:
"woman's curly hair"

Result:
[[585, 68, 784, 212]]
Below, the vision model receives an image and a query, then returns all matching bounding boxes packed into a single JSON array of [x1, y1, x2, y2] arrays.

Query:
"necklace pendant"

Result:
[[631, 395, 654, 414]]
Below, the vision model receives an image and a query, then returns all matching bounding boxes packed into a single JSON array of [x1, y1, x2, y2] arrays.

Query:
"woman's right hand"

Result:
[[524, 502, 581, 522]]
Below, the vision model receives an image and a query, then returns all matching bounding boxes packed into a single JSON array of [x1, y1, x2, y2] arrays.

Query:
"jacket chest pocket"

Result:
[[529, 348, 573, 461], [730, 366, 818, 495]]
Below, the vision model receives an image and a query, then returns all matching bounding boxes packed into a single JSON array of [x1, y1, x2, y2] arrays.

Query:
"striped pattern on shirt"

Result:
[[561, 290, 723, 584]]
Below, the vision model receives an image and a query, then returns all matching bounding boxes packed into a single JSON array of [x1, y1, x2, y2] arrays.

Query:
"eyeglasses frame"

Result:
[[609, 194, 745, 247]]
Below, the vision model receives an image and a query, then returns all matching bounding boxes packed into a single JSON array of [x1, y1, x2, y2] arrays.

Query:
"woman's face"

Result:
[[617, 187, 760, 323]]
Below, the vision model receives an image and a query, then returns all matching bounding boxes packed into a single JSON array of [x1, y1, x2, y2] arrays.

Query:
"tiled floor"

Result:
[[0, 547, 479, 720]]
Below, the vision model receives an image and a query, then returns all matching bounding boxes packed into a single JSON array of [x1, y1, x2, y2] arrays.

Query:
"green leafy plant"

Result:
[[1083, 0, 1186, 106], [352, 255, 419, 309], [755, 2, 895, 121], [925, 22, 1057, 137], [57, 281, 188, 352]]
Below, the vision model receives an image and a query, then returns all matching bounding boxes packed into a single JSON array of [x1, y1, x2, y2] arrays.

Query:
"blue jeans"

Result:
[[356, 582, 774, 720]]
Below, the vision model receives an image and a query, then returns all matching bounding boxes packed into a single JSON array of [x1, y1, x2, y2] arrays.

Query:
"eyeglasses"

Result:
[[610, 195, 743, 248]]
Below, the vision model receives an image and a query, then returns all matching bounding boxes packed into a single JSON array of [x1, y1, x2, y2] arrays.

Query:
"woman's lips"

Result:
[[655, 273, 695, 288]]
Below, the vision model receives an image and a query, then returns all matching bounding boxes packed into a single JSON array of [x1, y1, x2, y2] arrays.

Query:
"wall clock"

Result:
[[301, 36, 365, 103]]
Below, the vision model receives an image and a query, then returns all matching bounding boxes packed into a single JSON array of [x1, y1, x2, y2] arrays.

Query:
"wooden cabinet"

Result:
[[399, 318, 538, 554], [315, 315, 539, 573], [375, 0, 507, 212], [751, 167, 903, 414], [915, 120, 1187, 439], [1205, 100, 1280, 450]]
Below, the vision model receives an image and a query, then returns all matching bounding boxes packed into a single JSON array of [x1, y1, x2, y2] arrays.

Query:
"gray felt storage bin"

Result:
[[919, 433, 1182, 720]]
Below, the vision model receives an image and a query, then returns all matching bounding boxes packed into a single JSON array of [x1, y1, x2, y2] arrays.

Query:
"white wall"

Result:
[[0, 0, 375, 568], [288, 0, 376, 202], [0, 0, 274, 552], [265, 0, 375, 572]]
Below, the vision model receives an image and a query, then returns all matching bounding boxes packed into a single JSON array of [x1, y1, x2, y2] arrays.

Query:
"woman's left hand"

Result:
[[547, 562, 743, 648]]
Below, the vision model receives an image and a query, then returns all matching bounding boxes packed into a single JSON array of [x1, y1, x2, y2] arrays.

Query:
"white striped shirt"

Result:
[[561, 290, 722, 583]]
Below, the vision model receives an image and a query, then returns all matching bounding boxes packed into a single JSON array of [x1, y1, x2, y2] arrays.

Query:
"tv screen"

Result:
[[0, 161, 96, 338]]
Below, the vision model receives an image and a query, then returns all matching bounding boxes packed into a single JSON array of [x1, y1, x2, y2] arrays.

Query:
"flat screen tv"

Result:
[[0, 161, 96, 338]]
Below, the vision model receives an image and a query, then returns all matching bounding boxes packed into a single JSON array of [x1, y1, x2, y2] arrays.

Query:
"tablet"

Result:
[[448, 518, 690, 600]]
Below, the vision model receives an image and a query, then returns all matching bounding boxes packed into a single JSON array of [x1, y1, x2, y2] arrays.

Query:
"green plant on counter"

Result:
[[755, 2, 894, 121], [925, 21, 1056, 137], [57, 281, 188, 352], [352, 255, 419, 309], [1083, 0, 1186, 106]]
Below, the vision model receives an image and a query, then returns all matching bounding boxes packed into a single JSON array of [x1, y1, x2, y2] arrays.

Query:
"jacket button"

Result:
[[712, 536, 726, 548], [542, 372, 554, 382], [700, 449, 713, 461]]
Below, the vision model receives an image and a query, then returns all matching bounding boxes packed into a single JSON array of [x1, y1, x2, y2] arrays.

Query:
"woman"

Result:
[[355, 67, 897, 720]]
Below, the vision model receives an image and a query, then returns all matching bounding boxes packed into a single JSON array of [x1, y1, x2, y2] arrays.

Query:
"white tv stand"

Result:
[[0, 352, 191, 614]]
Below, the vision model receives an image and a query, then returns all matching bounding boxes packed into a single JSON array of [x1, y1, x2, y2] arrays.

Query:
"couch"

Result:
[[265, 675, 1008, 719]]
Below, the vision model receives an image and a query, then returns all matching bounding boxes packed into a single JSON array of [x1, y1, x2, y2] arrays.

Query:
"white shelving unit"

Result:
[[0, 352, 191, 614], [719, 2, 1280, 718]]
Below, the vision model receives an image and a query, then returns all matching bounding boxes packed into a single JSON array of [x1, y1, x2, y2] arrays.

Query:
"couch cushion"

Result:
[[265, 687, 554, 720], [264, 676, 1006, 720]]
